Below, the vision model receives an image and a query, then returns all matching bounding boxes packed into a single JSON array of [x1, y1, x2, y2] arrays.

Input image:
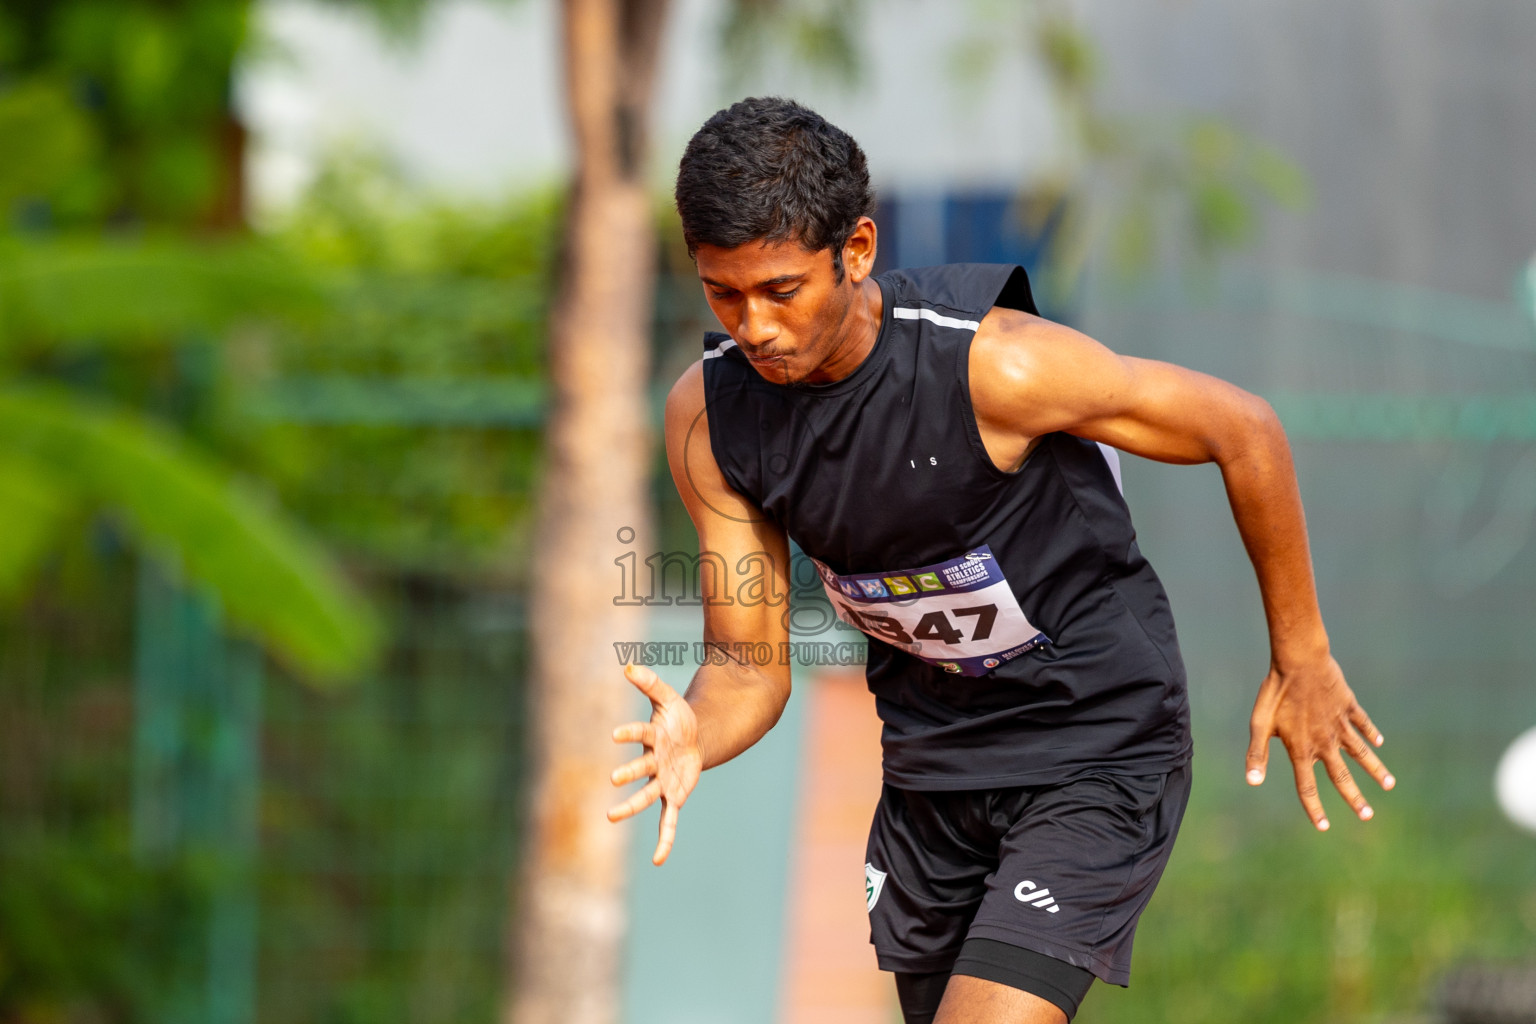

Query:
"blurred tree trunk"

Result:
[[507, 2, 669, 1024]]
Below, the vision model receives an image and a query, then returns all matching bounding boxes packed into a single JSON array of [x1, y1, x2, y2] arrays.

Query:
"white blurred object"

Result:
[[1523, 254, 1536, 333], [1523, 255, 1536, 331], [1495, 726, 1536, 833]]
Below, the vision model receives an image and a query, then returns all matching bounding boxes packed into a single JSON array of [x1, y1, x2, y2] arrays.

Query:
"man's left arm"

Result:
[[969, 308, 1395, 830]]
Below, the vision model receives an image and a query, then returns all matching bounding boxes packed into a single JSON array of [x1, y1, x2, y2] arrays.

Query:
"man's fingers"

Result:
[[1341, 725, 1396, 791], [611, 722, 656, 747], [1321, 750, 1372, 821], [1349, 703, 1385, 748], [1290, 753, 1330, 831], [624, 662, 679, 705], [1245, 711, 1274, 786], [606, 779, 662, 823], [611, 753, 658, 787], [653, 800, 680, 866]]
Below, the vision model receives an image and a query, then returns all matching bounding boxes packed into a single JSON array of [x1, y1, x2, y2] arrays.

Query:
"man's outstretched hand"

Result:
[[1245, 653, 1396, 830], [608, 663, 703, 865]]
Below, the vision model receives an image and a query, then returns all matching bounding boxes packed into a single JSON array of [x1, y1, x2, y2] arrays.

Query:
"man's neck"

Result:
[[804, 276, 885, 384]]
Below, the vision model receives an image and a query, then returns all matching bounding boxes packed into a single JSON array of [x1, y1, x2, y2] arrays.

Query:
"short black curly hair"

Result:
[[675, 97, 876, 281]]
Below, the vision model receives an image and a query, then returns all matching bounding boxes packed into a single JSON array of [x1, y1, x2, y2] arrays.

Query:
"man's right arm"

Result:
[[607, 360, 792, 863], [664, 358, 794, 768]]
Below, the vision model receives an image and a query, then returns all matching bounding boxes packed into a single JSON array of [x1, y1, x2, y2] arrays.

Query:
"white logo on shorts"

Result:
[[1014, 879, 1060, 914], [866, 863, 888, 912]]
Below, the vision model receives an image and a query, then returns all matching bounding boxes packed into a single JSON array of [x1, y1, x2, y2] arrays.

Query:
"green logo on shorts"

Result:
[[865, 862, 887, 912]]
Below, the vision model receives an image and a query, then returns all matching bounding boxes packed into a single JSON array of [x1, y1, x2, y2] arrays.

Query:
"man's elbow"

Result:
[[763, 667, 793, 727], [1214, 391, 1288, 467]]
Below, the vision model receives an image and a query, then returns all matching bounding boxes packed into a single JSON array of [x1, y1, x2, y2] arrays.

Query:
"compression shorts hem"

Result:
[[872, 935, 1112, 984], [873, 949, 966, 975], [950, 938, 1095, 1019], [963, 924, 1131, 987]]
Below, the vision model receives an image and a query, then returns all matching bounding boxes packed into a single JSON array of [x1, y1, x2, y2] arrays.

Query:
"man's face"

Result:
[[694, 224, 874, 385]]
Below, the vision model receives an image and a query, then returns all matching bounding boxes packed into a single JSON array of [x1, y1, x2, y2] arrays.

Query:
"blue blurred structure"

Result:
[[875, 191, 1063, 311]]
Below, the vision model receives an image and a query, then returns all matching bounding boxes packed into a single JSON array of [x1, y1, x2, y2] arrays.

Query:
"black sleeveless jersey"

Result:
[[701, 263, 1192, 789]]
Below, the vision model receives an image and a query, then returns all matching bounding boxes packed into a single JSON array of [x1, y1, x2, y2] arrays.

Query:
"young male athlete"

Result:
[[606, 97, 1395, 1023]]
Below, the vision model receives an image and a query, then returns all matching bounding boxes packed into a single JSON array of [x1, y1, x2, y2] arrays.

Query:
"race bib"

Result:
[[812, 545, 1050, 676]]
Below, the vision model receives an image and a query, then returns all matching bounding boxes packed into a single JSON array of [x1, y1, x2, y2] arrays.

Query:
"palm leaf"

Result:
[[0, 452, 73, 597], [0, 236, 326, 353], [0, 383, 379, 684]]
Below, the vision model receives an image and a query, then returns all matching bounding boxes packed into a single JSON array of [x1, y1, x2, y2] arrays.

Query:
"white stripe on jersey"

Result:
[[1096, 442, 1124, 495], [893, 307, 982, 331]]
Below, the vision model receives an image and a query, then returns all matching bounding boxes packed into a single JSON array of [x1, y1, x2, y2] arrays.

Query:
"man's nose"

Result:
[[736, 297, 779, 345]]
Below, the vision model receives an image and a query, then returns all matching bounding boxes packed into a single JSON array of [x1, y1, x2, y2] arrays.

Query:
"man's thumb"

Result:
[[624, 662, 665, 696]]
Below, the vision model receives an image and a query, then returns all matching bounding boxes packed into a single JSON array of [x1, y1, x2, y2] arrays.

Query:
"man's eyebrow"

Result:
[[700, 273, 806, 290]]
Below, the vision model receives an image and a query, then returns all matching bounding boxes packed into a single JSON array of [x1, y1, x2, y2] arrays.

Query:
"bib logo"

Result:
[[865, 863, 888, 911]]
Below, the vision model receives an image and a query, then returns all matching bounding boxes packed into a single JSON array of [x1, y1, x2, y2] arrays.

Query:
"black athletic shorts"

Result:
[[865, 764, 1191, 987]]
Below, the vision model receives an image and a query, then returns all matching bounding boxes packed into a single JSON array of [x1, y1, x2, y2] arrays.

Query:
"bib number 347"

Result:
[[813, 545, 1048, 677]]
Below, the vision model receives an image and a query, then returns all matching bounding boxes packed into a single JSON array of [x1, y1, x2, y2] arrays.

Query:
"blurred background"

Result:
[[1, 1, 1533, 1023]]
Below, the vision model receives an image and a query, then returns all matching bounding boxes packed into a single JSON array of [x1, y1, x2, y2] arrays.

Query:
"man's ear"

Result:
[[842, 217, 878, 283]]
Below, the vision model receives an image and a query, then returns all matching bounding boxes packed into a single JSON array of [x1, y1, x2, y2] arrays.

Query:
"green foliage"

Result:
[[0, 158, 560, 664], [0, 384, 380, 682], [219, 154, 559, 576], [946, 2, 1312, 300], [0, 230, 379, 681], [0, 3, 547, 1022], [1094, 117, 1312, 279], [0, 79, 100, 218], [1020, 13, 1312, 287], [720, 0, 865, 90], [0, 0, 251, 226], [0, 0, 522, 224], [1034, 10, 1097, 97], [1080, 753, 1536, 1024], [276, 149, 559, 281], [0, 235, 325, 357], [0, 452, 72, 598], [0, 576, 199, 1024], [0, 829, 208, 1022], [254, 596, 525, 1024]]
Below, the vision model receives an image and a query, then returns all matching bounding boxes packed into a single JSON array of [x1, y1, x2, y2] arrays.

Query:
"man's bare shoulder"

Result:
[[968, 306, 1139, 441], [971, 305, 1055, 380], [665, 358, 707, 427], [661, 357, 777, 532], [970, 307, 1077, 418]]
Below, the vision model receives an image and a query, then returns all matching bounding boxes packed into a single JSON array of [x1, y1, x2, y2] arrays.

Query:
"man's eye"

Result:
[[709, 290, 735, 300], [770, 289, 799, 301]]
